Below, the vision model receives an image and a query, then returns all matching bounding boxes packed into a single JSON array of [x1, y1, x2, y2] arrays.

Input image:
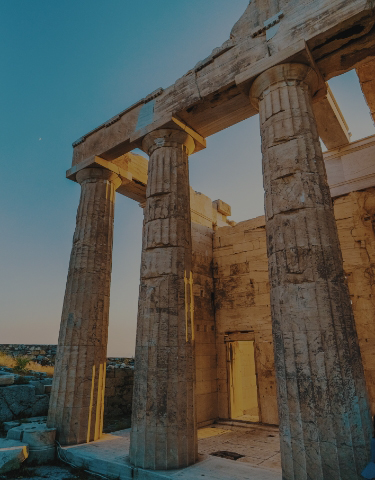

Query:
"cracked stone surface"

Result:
[[198, 424, 281, 471], [250, 63, 372, 479], [0, 386, 49, 423]]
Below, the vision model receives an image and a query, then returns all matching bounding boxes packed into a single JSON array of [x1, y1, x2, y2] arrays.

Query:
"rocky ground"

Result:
[[0, 462, 99, 479]]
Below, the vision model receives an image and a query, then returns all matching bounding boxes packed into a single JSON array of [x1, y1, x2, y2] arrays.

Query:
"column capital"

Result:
[[249, 63, 319, 110], [142, 129, 195, 156], [76, 167, 122, 190]]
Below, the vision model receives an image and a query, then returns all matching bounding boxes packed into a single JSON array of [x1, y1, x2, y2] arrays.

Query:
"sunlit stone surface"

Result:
[[48, 1, 375, 477]]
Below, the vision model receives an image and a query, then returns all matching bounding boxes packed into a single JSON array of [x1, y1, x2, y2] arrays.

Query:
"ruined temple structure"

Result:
[[47, 1, 375, 478]]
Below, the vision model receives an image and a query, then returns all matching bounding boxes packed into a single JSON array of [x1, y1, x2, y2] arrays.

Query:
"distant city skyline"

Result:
[[1, 0, 374, 356]]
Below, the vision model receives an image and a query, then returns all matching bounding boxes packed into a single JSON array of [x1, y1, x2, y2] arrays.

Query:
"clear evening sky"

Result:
[[1, 1, 374, 356]]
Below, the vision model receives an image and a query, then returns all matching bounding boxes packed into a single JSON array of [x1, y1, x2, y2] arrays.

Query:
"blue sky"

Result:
[[1, 1, 374, 356]]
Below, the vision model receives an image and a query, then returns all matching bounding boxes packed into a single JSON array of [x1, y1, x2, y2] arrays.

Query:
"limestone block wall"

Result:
[[334, 189, 375, 415], [190, 189, 235, 426], [212, 188, 375, 424], [0, 384, 50, 423], [213, 216, 278, 425], [191, 192, 217, 427], [104, 366, 134, 420]]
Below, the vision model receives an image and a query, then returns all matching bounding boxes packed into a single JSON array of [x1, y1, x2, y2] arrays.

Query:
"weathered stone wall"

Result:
[[0, 366, 134, 425], [104, 366, 134, 420], [213, 216, 278, 425], [191, 191, 217, 427], [212, 188, 375, 424], [334, 189, 375, 415], [0, 383, 50, 423], [190, 189, 235, 426]]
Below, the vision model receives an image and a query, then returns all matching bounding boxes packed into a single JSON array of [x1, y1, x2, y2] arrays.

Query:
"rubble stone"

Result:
[[0, 438, 28, 474], [7, 423, 56, 465]]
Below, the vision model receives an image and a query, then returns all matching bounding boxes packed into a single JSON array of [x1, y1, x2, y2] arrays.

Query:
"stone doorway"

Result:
[[227, 340, 260, 423]]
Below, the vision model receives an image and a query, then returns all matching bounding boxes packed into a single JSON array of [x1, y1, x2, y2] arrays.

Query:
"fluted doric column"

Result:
[[47, 167, 121, 445], [130, 129, 197, 470], [250, 63, 372, 479]]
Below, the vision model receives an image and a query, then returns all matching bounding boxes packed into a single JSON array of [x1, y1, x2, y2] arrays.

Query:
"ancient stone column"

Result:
[[129, 129, 197, 470], [47, 167, 121, 445], [250, 63, 372, 479]]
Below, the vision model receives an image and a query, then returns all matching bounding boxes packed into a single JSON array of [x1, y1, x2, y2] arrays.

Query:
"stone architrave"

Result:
[[250, 63, 372, 479], [47, 168, 121, 445], [129, 129, 197, 470]]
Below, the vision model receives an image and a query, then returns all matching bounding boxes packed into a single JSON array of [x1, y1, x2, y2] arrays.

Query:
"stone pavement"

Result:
[[61, 424, 281, 480], [197, 423, 281, 471]]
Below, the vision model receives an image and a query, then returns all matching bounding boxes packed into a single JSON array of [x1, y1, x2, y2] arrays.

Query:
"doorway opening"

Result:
[[227, 338, 260, 423]]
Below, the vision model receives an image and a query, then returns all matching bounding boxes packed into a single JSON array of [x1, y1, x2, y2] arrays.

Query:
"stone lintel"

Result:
[[324, 133, 375, 197], [66, 155, 148, 203], [224, 332, 255, 342], [66, 156, 132, 184], [71, 4, 375, 167], [73, 114, 206, 168], [67, 131, 375, 205], [313, 85, 351, 150]]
